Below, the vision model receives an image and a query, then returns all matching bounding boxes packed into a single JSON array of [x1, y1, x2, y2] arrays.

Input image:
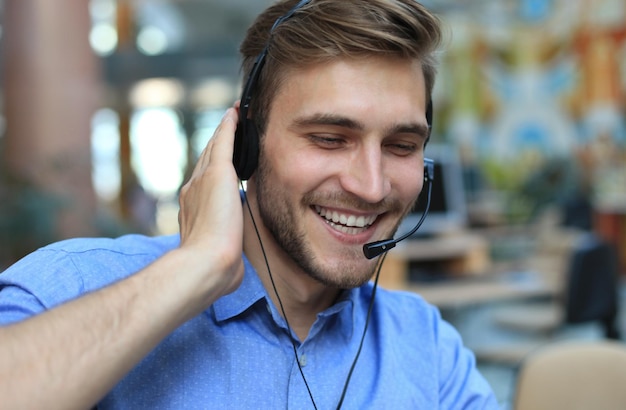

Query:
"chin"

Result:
[[304, 252, 378, 289]]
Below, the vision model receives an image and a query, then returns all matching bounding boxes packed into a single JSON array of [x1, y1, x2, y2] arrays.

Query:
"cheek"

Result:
[[271, 147, 337, 191], [412, 173, 425, 198], [389, 161, 424, 202]]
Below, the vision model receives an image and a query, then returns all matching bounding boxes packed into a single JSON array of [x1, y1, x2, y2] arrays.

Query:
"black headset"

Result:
[[233, 0, 433, 180], [233, 0, 313, 181]]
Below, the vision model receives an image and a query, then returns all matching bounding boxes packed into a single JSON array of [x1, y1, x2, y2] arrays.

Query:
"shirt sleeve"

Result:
[[0, 235, 178, 327], [435, 309, 500, 409], [0, 248, 84, 326], [0, 284, 46, 325]]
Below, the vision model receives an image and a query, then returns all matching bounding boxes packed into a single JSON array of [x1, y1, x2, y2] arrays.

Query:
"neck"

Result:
[[242, 193, 340, 341]]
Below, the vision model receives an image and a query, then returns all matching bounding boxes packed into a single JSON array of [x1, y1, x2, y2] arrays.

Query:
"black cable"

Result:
[[335, 252, 386, 410], [241, 184, 387, 410], [241, 185, 319, 410], [336, 160, 433, 405]]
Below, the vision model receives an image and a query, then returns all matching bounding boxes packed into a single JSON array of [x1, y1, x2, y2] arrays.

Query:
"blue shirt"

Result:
[[0, 234, 498, 409]]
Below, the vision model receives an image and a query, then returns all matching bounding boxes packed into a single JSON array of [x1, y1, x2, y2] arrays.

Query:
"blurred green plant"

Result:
[[0, 160, 133, 270], [480, 152, 580, 224], [0, 164, 65, 269]]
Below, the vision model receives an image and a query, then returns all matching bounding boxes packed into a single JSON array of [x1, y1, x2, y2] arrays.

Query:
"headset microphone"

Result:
[[362, 157, 434, 259]]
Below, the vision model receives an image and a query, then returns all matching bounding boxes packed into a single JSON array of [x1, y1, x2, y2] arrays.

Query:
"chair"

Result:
[[492, 232, 621, 338], [513, 340, 626, 410], [565, 233, 621, 338], [472, 232, 621, 365]]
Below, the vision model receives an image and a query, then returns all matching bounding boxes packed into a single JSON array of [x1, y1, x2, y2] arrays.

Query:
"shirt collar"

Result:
[[212, 254, 267, 322], [211, 253, 359, 333]]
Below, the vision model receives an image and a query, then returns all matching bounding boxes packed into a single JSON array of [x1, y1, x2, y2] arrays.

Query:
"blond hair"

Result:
[[240, 0, 443, 136]]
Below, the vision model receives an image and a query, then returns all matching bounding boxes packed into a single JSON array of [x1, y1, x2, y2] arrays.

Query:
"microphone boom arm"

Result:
[[362, 158, 434, 259]]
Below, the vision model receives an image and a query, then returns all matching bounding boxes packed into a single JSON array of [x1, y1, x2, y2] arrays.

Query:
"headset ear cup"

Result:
[[233, 119, 260, 180]]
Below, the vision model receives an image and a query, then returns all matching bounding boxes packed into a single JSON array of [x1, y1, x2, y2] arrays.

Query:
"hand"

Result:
[[178, 107, 244, 297], [0, 109, 245, 410]]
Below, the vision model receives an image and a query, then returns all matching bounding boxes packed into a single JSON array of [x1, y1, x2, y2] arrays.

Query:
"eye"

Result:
[[385, 141, 420, 157], [308, 134, 346, 149]]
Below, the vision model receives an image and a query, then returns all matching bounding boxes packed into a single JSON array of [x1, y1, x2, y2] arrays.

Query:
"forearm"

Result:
[[0, 107, 242, 409], [0, 247, 223, 410]]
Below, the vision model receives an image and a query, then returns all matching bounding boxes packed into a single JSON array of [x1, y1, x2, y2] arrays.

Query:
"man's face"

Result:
[[251, 56, 429, 288]]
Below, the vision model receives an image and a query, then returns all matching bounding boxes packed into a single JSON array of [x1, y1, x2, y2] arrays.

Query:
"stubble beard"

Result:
[[254, 151, 411, 289]]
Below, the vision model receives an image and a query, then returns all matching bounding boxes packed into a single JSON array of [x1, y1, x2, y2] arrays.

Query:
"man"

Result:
[[0, 0, 498, 408]]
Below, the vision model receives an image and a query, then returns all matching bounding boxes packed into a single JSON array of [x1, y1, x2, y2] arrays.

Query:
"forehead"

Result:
[[269, 57, 428, 127]]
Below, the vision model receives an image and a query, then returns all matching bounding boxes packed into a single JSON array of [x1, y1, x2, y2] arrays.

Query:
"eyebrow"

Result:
[[292, 113, 430, 139]]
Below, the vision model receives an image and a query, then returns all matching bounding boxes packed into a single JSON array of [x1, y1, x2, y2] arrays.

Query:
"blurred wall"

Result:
[[0, 0, 624, 268], [1, 0, 100, 264]]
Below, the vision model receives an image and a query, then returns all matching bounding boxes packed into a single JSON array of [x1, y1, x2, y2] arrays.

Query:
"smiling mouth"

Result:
[[314, 205, 378, 235]]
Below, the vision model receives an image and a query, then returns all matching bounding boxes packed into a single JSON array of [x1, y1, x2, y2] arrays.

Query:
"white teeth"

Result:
[[314, 206, 377, 229], [332, 211, 341, 224]]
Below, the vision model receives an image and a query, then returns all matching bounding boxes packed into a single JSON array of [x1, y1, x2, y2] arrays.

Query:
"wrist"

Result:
[[162, 246, 243, 319]]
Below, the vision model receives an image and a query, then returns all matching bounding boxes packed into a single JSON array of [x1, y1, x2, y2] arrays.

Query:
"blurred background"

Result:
[[0, 0, 625, 407]]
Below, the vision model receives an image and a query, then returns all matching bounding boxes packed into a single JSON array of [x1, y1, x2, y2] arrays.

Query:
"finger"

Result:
[[189, 137, 215, 179], [209, 108, 238, 165], [189, 108, 237, 179], [198, 136, 215, 169]]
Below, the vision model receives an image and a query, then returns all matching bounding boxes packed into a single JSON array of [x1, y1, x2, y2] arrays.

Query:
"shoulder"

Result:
[[352, 283, 451, 352], [358, 284, 499, 407], [15, 234, 179, 281], [363, 284, 470, 351], [42, 233, 180, 256], [359, 284, 441, 329], [354, 283, 467, 370], [0, 234, 180, 311]]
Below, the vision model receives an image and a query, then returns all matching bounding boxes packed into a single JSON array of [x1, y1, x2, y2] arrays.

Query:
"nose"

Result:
[[339, 144, 391, 204]]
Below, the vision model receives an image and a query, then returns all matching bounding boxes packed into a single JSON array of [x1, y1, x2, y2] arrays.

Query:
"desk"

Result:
[[378, 231, 490, 290], [404, 271, 558, 309], [377, 231, 559, 309]]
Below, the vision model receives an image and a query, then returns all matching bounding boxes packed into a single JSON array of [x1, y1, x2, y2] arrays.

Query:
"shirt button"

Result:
[[299, 354, 308, 367]]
